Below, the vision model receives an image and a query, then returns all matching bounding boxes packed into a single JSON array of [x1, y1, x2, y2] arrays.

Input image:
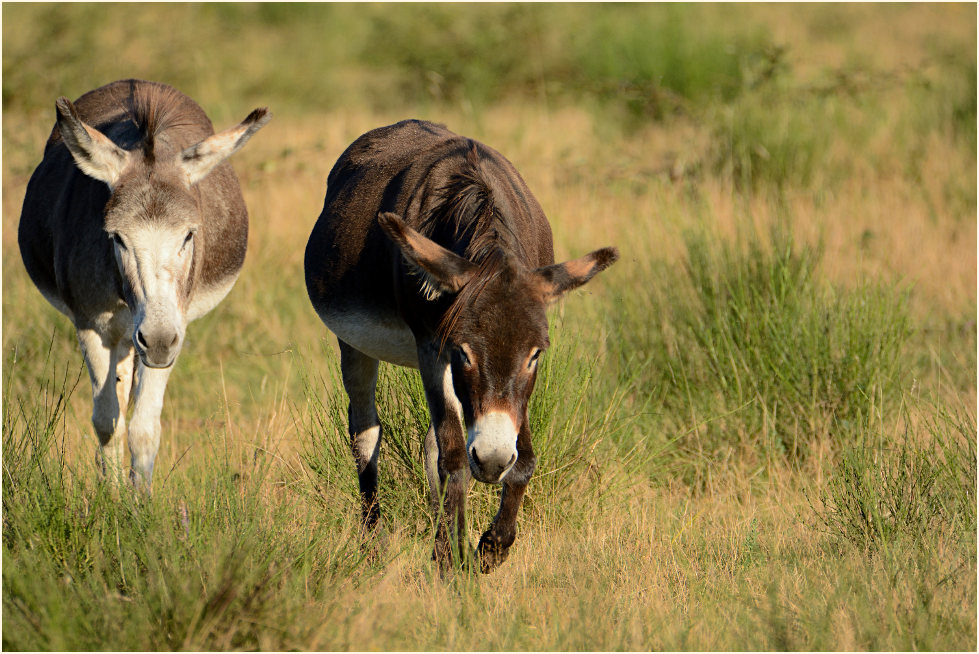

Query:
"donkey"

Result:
[[305, 119, 618, 572], [18, 79, 270, 490]]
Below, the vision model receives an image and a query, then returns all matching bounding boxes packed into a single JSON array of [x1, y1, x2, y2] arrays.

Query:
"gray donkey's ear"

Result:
[[56, 96, 131, 187], [178, 107, 271, 186]]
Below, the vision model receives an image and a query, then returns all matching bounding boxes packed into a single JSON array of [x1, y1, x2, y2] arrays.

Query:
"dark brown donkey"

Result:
[[19, 79, 270, 489], [305, 120, 618, 572]]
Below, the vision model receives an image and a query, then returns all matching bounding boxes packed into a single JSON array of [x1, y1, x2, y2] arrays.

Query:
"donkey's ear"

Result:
[[377, 212, 477, 299], [56, 97, 131, 187], [178, 107, 271, 186], [534, 247, 619, 302]]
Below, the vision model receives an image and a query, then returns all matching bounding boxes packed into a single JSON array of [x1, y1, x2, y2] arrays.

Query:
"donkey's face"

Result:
[[104, 174, 200, 368], [445, 264, 550, 482], [378, 212, 618, 483], [55, 98, 270, 368]]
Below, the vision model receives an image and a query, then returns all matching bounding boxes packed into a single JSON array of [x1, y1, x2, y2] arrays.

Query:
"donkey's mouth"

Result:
[[468, 461, 515, 484], [134, 348, 177, 370], [138, 356, 175, 370]]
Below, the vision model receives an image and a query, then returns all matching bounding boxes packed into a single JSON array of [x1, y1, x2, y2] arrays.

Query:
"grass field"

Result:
[[2, 3, 976, 650]]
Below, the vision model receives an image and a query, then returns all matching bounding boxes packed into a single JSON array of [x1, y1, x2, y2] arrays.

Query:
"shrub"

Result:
[[360, 4, 770, 121], [815, 401, 977, 552], [708, 86, 842, 190]]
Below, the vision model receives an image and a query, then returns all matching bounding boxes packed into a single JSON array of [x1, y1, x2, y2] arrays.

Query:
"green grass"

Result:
[[709, 88, 841, 190], [5, 363, 974, 650], [362, 3, 770, 122], [816, 399, 977, 553], [608, 219, 914, 486], [2, 352, 378, 651]]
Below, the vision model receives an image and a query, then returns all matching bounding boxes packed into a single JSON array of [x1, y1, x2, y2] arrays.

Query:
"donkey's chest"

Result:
[[319, 308, 419, 368], [186, 273, 240, 321]]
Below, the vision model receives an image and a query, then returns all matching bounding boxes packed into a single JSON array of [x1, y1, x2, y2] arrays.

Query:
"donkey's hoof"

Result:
[[476, 532, 510, 573]]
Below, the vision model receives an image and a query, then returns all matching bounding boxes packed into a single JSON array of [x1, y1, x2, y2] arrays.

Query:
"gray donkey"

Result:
[[18, 79, 270, 489]]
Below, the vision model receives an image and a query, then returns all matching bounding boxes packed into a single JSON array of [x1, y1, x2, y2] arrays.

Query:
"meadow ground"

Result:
[[2, 4, 976, 650]]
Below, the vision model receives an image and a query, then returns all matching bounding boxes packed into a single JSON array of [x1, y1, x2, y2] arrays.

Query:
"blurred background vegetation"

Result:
[[4, 4, 975, 133]]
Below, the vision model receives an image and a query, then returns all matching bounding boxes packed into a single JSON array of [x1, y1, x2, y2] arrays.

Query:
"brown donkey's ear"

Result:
[[534, 247, 619, 302], [377, 212, 478, 300], [56, 97, 131, 187]]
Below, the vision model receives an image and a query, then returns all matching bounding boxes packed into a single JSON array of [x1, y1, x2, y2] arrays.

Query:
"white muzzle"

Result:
[[467, 411, 519, 483]]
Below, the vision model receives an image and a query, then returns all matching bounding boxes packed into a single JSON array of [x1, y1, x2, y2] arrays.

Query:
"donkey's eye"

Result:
[[180, 230, 195, 253], [529, 348, 543, 369], [111, 233, 127, 250], [455, 345, 473, 369]]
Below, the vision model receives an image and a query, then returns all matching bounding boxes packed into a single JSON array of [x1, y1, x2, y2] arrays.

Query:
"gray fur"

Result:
[[18, 79, 270, 488]]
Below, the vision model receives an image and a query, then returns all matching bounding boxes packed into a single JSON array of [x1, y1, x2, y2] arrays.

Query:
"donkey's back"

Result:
[[315, 120, 552, 264], [305, 119, 555, 367]]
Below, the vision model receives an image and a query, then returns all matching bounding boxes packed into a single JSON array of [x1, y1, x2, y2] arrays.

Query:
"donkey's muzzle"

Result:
[[134, 324, 180, 368], [467, 411, 519, 483]]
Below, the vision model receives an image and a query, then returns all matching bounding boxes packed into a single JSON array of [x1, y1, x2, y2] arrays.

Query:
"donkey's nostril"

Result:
[[508, 452, 517, 467], [470, 447, 481, 468], [136, 330, 148, 348], [169, 333, 179, 348]]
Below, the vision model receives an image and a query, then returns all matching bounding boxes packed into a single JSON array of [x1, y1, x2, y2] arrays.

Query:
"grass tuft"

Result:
[[612, 220, 913, 481], [816, 400, 977, 552]]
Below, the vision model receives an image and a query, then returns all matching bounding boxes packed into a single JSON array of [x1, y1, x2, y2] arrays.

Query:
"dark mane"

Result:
[[437, 247, 507, 347], [420, 144, 530, 347], [420, 143, 525, 264]]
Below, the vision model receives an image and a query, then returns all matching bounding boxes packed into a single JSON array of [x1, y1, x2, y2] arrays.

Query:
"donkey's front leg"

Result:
[[128, 360, 173, 491], [418, 344, 470, 570], [339, 340, 382, 531], [77, 327, 127, 482], [477, 415, 537, 573]]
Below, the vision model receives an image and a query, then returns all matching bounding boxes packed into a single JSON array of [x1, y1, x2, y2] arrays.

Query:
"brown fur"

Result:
[[305, 120, 618, 573]]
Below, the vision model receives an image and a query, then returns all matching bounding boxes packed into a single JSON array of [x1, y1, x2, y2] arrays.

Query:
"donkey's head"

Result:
[[55, 97, 270, 368], [379, 212, 618, 483]]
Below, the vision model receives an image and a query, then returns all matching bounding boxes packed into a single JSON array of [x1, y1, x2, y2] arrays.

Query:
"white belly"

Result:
[[321, 309, 419, 368]]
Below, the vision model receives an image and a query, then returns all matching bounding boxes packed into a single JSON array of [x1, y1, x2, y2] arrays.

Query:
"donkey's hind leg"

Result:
[[77, 327, 127, 483], [339, 340, 382, 530]]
